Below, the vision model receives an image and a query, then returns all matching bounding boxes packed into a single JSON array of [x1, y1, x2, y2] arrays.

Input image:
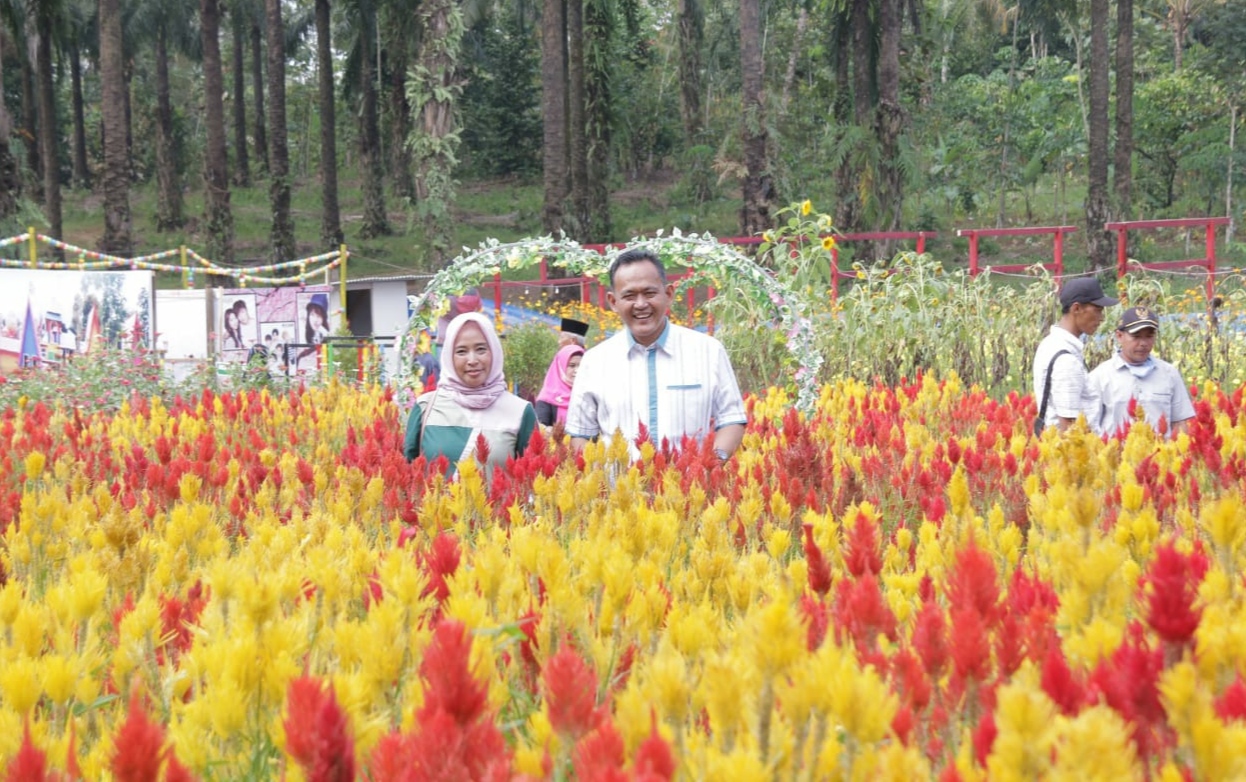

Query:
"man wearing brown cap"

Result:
[[1032, 277, 1119, 433], [1087, 306, 1195, 438]]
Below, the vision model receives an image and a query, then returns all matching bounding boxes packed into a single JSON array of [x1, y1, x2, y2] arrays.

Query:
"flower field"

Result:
[[4, 376, 1246, 780]]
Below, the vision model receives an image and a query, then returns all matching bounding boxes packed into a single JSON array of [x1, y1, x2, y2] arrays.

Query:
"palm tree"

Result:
[[61, 0, 94, 190], [739, 0, 773, 235], [1085, 0, 1111, 270], [876, 0, 905, 240], [540, 0, 566, 234], [265, 0, 294, 261], [567, 0, 588, 239], [677, 0, 703, 143], [231, 1, 251, 186], [32, 0, 63, 244], [583, 0, 612, 240], [411, 0, 464, 264], [249, 7, 267, 172], [99, 0, 132, 253], [1114, 0, 1134, 219], [201, 0, 235, 263], [135, 0, 196, 231], [0, 27, 20, 219], [383, 11, 416, 203], [356, 0, 389, 238], [314, 0, 342, 247]]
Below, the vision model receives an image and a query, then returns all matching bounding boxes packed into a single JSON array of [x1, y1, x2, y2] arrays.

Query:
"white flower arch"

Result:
[[396, 230, 822, 412]]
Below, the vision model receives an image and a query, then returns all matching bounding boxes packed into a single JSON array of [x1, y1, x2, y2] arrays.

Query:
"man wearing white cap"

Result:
[[1032, 277, 1119, 434], [1088, 306, 1195, 438]]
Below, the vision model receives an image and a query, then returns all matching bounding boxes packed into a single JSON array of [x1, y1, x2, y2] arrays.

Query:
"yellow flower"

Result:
[[801, 199, 813, 215], [822, 236, 836, 251], [25, 451, 46, 480]]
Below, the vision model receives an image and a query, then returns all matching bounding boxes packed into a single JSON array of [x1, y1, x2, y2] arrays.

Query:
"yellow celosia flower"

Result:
[[986, 672, 1057, 780], [1051, 704, 1141, 779]]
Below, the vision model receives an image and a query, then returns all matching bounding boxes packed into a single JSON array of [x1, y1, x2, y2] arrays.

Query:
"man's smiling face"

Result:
[[607, 260, 674, 347]]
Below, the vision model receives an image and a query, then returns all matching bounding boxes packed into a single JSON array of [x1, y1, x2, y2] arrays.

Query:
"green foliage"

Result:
[[502, 320, 558, 400], [0, 345, 184, 412], [458, 15, 542, 178]]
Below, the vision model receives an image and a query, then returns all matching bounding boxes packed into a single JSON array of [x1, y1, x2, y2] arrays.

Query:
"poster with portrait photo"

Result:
[[217, 286, 337, 374], [218, 293, 258, 356], [256, 320, 297, 376], [293, 290, 336, 373]]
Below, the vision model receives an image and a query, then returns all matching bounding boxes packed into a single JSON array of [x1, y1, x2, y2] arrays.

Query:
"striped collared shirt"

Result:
[[566, 321, 747, 457], [1032, 325, 1100, 433]]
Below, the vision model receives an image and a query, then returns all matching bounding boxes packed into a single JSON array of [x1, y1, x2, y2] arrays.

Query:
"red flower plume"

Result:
[[282, 676, 356, 782], [111, 693, 166, 782], [543, 644, 600, 739], [1142, 540, 1209, 647], [419, 532, 462, 607], [802, 523, 832, 596], [6, 724, 49, 782]]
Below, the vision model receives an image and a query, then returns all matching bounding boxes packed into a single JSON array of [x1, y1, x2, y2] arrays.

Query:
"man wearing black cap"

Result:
[[559, 317, 590, 348], [1087, 306, 1194, 438], [1032, 277, 1119, 433]]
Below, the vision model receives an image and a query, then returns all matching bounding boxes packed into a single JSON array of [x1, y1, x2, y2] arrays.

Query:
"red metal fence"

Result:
[[484, 220, 1234, 318]]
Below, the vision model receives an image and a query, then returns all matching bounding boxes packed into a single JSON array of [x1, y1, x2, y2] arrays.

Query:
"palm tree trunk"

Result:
[[232, 10, 251, 186], [0, 31, 21, 218], [677, 0, 704, 143], [250, 12, 268, 173], [20, 55, 40, 196], [265, 0, 295, 262], [202, 0, 235, 264], [849, 0, 874, 259], [875, 0, 904, 245], [69, 41, 90, 189], [411, 0, 463, 264], [540, 0, 567, 234], [386, 24, 416, 203], [739, 0, 773, 235], [584, 0, 612, 241], [780, 5, 808, 112], [99, 0, 133, 254], [155, 26, 184, 231], [1086, 0, 1112, 271], [358, 0, 390, 239], [35, 10, 62, 246], [315, 0, 343, 247], [567, 0, 589, 240], [832, 14, 858, 233], [1113, 0, 1134, 220]]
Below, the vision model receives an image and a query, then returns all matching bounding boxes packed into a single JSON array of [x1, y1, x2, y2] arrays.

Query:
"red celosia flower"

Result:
[[892, 704, 915, 746], [832, 573, 897, 650], [1142, 540, 1210, 647], [843, 510, 882, 577], [972, 711, 996, 768], [419, 620, 489, 728], [912, 597, 946, 677], [162, 749, 196, 782], [572, 721, 626, 780], [420, 532, 462, 607], [111, 693, 166, 782], [802, 523, 832, 596], [1091, 621, 1168, 758], [1215, 676, 1246, 722], [632, 712, 676, 782], [949, 607, 991, 686], [798, 594, 829, 651], [946, 541, 999, 629], [282, 676, 356, 782], [891, 648, 932, 711], [543, 644, 600, 739], [6, 724, 49, 782], [1041, 644, 1086, 716]]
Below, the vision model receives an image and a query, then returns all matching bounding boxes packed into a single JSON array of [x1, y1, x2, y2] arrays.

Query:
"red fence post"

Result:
[[493, 273, 503, 322], [1115, 226, 1129, 280], [1206, 219, 1217, 305], [1053, 228, 1065, 281], [966, 231, 980, 276], [831, 245, 840, 304]]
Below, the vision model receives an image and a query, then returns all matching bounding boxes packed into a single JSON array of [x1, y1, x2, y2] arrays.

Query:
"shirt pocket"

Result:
[[665, 382, 710, 436]]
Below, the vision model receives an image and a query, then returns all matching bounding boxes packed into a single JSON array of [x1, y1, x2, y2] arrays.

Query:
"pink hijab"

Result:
[[536, 344, 585, 422], [438, 313, 508, 410]]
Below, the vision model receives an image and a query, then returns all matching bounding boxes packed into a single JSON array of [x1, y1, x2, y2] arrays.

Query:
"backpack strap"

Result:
[[1036, 349, 1074, 432]]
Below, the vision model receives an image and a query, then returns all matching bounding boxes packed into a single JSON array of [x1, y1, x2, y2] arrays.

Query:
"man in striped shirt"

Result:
[[566, 248, 747, 462], [1032, 277, 1119, 433]]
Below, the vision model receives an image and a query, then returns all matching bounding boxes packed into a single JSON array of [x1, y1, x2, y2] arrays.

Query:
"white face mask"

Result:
[[1125, 356, 1156, 378]]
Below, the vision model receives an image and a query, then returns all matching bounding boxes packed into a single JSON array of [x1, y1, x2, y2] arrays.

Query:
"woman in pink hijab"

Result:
[[534, 343, 585, 426]]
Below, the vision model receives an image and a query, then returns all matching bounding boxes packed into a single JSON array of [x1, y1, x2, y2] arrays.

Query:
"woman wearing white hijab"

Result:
[[404, 312, 536, 477]]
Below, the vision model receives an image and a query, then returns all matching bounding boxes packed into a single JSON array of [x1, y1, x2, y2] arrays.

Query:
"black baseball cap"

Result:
[[1117, 306, 1160, 333], [1059, 278, 1119, 308]]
